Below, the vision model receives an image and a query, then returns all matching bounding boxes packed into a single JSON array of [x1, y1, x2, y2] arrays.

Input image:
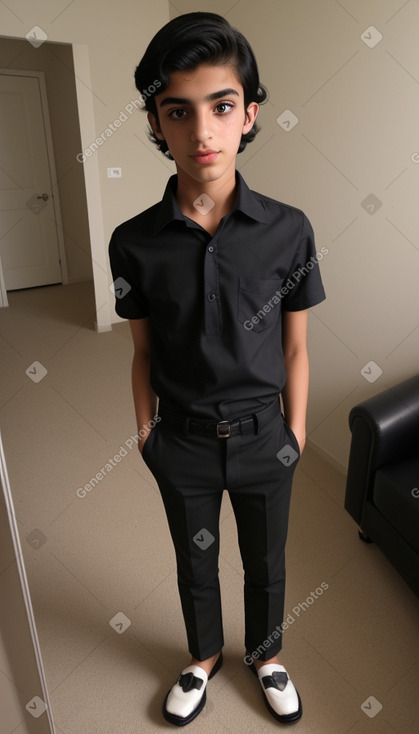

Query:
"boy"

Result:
[[109, 11, 325, 727]]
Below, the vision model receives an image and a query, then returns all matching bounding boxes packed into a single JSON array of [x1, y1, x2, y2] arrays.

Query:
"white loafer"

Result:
[[163, 653, 223, 726], [249, 661, 302, 723]]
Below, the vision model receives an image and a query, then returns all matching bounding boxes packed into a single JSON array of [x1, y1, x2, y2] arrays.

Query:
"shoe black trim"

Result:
[[208, 651, 223, 679], [162, 689, 207, 727], [247, 660, 302, 724], [162, 652, 223, 726]]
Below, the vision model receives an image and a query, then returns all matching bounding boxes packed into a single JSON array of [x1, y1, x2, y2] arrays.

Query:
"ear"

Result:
[[242, 102, 259, 135], [147, 111, 165, 141]]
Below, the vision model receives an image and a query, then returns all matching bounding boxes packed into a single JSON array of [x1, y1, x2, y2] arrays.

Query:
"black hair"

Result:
[[134, 11, 268, 158]]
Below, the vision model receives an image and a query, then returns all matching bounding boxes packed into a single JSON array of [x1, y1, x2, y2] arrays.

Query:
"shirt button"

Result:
[[208, 245, 214, 253], [207, 292, 217, 302]]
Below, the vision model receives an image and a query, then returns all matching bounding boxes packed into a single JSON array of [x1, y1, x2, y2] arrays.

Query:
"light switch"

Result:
[[107, 167, 121, 178]]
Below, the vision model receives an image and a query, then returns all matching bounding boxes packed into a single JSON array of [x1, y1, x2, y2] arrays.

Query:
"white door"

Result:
[[0, 74, 62, 290]]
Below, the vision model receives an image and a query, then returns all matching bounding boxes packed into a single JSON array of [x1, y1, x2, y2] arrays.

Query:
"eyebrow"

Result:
[[159, 88, 240, 108]]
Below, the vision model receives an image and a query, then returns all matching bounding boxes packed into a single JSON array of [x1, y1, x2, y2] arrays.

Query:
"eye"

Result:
[[168, 108, 188, 119], [215, 102, 234, 114]]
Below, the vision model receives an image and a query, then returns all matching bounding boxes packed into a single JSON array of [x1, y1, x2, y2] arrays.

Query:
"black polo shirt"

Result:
[[109, 171, 326, 420]]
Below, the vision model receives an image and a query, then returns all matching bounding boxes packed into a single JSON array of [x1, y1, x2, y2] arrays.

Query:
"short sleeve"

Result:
[[281, 213, 326, 311], [108, 227, 149, 319]]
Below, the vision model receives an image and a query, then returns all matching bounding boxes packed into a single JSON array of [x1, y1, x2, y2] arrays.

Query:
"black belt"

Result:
[[158, 399, 281, 439]]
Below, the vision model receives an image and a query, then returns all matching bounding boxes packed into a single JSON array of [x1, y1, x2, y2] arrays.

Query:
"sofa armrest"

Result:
[[345, 374, 419, 525]]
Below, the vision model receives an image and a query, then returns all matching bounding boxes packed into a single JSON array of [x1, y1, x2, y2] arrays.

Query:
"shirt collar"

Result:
[[234, 170, 268, 224], [152, 170, 268, 235]]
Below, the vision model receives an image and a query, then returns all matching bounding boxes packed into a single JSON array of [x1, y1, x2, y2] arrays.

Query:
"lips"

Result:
[[191, 150, 219, 164]]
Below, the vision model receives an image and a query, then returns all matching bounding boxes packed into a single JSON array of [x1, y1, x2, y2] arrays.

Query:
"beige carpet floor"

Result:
[[1, 282, 418, 734]]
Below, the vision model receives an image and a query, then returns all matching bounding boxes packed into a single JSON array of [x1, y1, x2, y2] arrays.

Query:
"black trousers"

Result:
[[142, 398, 300, 662]]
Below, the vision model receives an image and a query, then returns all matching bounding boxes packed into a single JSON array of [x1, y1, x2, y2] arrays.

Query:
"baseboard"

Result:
[[306, 438, 347, 475], [94, 321, 113, 333]]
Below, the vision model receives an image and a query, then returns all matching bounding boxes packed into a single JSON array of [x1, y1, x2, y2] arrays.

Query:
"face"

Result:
[[147, 64, 259, 185]]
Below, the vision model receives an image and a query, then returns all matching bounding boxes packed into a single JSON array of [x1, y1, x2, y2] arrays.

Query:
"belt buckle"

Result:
[[216, 420, 231, 438]]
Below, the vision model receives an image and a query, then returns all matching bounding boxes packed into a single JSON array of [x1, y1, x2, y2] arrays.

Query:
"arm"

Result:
[[281, 309, 309, 454], [129, 318, 158, 454]]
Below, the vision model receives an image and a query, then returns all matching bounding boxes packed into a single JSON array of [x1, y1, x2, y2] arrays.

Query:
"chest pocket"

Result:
[[237, 277, 282, 333]]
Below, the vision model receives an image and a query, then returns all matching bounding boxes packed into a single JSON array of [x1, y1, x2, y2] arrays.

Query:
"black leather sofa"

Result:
[[345, 374, 419, 597]]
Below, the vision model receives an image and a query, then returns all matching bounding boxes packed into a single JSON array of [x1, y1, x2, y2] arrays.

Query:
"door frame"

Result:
[[0, 69, 68, 294], [71, 43, 112, 332], [0, 41, 113, 330]]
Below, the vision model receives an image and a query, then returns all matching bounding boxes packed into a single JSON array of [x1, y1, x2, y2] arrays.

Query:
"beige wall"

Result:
[[0, 38, 93, 284], [169, 0, 419, 470]]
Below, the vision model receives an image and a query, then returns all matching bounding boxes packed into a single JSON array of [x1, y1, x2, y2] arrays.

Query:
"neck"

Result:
[[175, 166, 237, 225]]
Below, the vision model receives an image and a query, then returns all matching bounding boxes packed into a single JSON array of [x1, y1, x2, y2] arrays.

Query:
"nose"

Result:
[[190, 108, 212, 143]]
